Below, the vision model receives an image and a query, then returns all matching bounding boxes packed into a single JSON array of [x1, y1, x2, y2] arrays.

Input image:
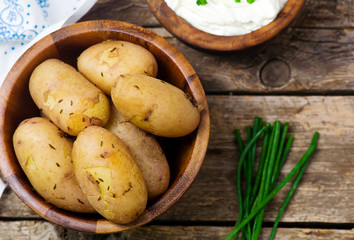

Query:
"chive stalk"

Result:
[[225, 132, 319, 240], [271, 122, 289, 186], [269, 157, 309, 239], [269, 132, 320, 239], [196, 0, 208, 5], [250, 126, 270, 203], [234, 124, 270, 231], [197, 0, 256, 5], [228, 117, 319, 240]]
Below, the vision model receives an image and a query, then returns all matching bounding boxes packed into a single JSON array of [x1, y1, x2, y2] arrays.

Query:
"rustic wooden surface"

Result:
[[1, 221, 354, 240], [1, 0, 353, 239]]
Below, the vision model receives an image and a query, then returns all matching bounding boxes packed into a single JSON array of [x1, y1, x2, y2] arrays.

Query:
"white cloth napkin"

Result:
[[0, 0, 97, 198]]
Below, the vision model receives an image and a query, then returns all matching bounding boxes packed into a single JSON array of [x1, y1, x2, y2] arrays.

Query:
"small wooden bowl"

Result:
[[0, 20, 210, 233], [147, 0, 306, 52]]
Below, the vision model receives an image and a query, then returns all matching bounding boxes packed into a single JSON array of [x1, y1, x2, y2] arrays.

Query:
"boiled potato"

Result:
[[29, 58, 110, 136], [72, 126, 148, 224], [13, 117, 95, 213], [106, 104, 170, 200], [77, 40, 158, 95], [111, 74, 200, 137]]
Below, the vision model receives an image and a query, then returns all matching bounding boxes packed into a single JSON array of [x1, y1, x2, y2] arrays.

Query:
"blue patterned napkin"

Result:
[[0, 0, 97, 197], [0, 0, 97, 86]]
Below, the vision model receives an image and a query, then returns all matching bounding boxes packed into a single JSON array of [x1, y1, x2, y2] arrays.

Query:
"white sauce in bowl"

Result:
[[164, 0, 288, 36]]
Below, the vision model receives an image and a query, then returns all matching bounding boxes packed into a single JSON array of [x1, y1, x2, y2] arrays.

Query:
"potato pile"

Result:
[[13, 40, 201, 224]]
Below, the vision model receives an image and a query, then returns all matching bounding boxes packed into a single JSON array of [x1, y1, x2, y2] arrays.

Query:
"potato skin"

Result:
[[72, 126, 148, 224], [13, 117, 95, 213], [106, 105, 170, 200], [77, 40, 158, 95], [29, 58, 110, 136], [111, 74, 201, 137]]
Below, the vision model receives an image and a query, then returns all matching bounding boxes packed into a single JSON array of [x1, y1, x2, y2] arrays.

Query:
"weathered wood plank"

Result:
[[0, 187, 37, 218], [80, 0, 158, 25], [146, 26, 354, 93], [0, 221, 64, 240], [0, 221, 353, 240], [297, 0, 354, 28], [1, 96, 353, 224], [117, 226, 354, 240], [80, 0, 354, 28], [163, 28, 354, 93], [160, 96, 354, 223]]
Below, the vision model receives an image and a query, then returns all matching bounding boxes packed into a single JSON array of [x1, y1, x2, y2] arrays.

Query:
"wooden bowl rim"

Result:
[[0, 20, 210, 233], [147, 0, 306, 52]]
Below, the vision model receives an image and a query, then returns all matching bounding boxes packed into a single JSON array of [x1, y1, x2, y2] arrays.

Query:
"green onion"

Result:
[[271, 122, 289, 186], [269, 132, 319, 239], [278, 136, 294, 175], [197, 0, 256, 6], [196, 0, 208, 6], [250, 125, 270, 203], [234, 124, 270, 231], [235, 0, 256, 3], [226, 118, 319, 240], [233, 129, 245, 153], [250, 122, 277, 240]]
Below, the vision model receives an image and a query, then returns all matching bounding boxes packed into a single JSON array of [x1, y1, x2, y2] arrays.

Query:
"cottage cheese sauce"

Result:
[[164, 0, 288, 36]]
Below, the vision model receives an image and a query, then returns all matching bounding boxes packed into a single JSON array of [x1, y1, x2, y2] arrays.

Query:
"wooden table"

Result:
[[1, 0, 353, 239]]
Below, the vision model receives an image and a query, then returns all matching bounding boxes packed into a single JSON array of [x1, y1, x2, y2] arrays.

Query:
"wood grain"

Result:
[[296, 0, 354, 28], [0, 221, 64, 240], [81, 0, 158, 25], [146, 26, 353, 94], [0, 0, 353, 238], [0, 221, 353, 240], [1, 96, 353, 225], [165, 29, 354, 93]]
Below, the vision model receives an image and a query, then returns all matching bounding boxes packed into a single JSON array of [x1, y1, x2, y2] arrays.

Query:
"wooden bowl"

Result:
[[0, 20, 210, 233], [147, 0, 306, 52]]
